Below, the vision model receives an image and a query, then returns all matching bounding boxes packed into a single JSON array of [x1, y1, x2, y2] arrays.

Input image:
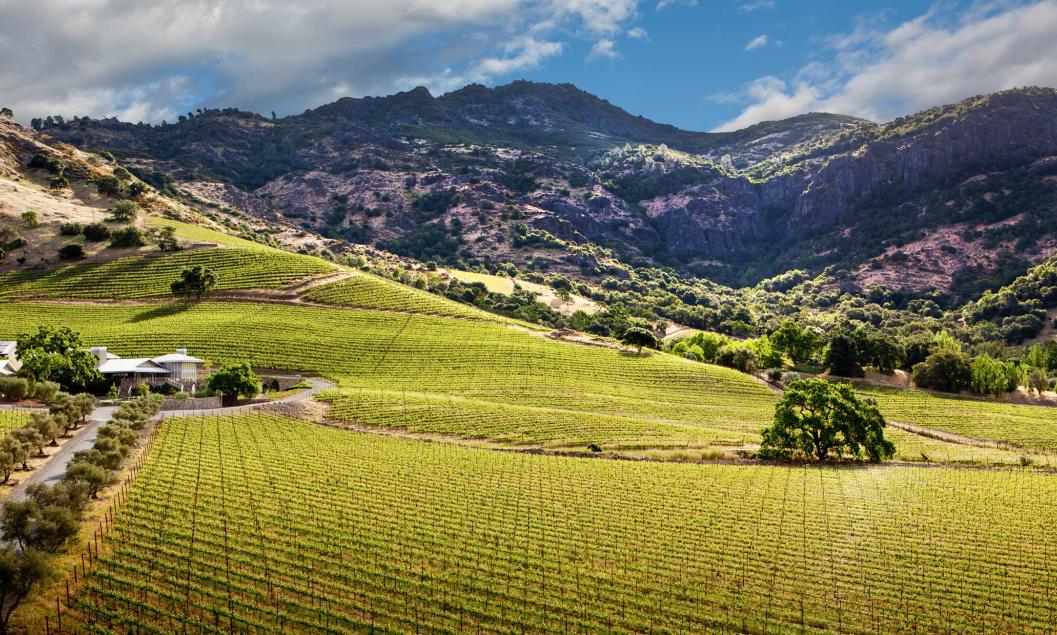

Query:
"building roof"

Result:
[[98, 358, 171, 375], [0, 361, 13, 376], [152, 352, 204, 364], [0, 341, 15, 357]]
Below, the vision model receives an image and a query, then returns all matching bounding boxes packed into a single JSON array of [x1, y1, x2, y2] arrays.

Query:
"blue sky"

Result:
[[520, 1, 937, 129], [2, 0, 1056, 132]]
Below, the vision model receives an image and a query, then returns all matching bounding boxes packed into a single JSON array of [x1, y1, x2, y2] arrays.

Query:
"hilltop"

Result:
[[29, 83, 1057, 297]]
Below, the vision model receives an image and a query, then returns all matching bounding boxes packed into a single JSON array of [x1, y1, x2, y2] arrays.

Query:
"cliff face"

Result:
[[793, 89, 1057, 229], [36, 84, 1057, 290]]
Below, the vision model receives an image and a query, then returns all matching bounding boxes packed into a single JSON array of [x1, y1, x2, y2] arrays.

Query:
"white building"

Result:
[[0, 341, 19, 376], [92, 347, 204, 395]]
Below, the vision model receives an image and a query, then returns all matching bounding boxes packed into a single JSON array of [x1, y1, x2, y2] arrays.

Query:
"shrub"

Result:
[[20, 211, 39, 229], [59, 223, 82, 236], [82, 222, 111, 242], [0, 377, 29, 402], [95, 174, 123, 197], [108, 226, 146, 248], [49, 175, 70, 190], [172, 391, 190, 400], [33, 381, 60, 402], [57, 243, 86, 260], [107, 199, 138, 223]]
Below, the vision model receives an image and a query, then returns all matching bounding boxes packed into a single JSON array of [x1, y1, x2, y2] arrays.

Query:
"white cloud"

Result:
[[739, 0, 775, 12], [744, 34, 769, 51], [587, 39, 619, 60], [716, 0, 1057, 131], [657, 0, 697, 8], [0, 0, 646, 123], [627, 26, 649, 39]]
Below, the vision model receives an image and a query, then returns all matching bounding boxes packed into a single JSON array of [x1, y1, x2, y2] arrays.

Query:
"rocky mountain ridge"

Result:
[[32, 83, 1057, 296]]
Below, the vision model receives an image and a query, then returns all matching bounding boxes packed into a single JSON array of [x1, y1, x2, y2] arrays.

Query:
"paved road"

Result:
[[6, 379, 334, 501], [7, 406, 115, 503]]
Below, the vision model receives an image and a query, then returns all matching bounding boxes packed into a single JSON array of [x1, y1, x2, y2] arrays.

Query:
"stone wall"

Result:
[[160, 396, 223, 411]]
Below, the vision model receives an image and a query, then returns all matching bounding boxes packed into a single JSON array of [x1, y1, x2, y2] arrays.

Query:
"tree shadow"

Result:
[[129, 303, 193, 323]]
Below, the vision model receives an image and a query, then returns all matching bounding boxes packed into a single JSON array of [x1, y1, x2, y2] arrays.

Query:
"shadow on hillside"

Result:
[[129, 303, 193, 323]]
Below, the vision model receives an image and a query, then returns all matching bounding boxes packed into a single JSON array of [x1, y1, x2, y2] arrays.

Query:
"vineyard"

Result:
[[0, 247, 335, 300], [858, 385, 1057, 452], [51, 413, 1057, 634], [0, 301, 777, 448], [304, 272, 496, 320], [0, 409, 30, 434]]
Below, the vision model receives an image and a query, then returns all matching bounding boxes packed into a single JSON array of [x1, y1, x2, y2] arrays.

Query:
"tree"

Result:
[[107, 199, 138, 223], [758, 379, 895, 462], [207, 363, 260, 406], [57, 243, 86, 260], [824, 331, 865, 377], [64, 462, 109, 499], [156, 226, 180, 252], [0, 108, 12, 119], [0, 453, 12, 486], [0, 438, 27, 474], [171, 265, 217, 300], [0, 547, 47, 634], [1028, 368, 1050, 395], [771, 321, 822, 365], [95, 174, 123, 197], [868, 335, 904, 374], [620, 327, 657, 353], [15, 326, 101, 390], [912, 349, 973, 393]]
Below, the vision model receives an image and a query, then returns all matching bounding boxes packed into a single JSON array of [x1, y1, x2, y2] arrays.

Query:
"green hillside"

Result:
[[859, 385, 1057, 452], [62, 413, 1057, 634], [304, 271, 497, 321], [0, 247, 335, 299], [0, 300, 776, 450]]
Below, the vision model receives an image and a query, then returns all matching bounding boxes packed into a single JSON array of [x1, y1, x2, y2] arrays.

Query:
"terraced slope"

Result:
[[0, 247, 336, 300], [858, 385, 1057, 452], [304, 271, 496, 321], [56, 414, 1057, 634]]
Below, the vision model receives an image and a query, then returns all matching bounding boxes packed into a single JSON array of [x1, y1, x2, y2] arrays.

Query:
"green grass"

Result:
[[0, 247, 335, 300], [146, 216, 274, 250], [304, 271, 495, 320], [0, 301, 776, 449], [52, 413, 1057, 634], [858, 385, 1057, 451]]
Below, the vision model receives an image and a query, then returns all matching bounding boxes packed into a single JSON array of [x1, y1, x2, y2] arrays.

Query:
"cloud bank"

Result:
[[0, 0, 642, 123], [715, 0, 1057, 131]]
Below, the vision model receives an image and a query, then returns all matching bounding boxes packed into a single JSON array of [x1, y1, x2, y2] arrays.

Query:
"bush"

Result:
[[172, 391, 190, 400], [33, 381, 60, 402], [0, 377, 29, 402], [912, 350, 973, 393], [108, 226, 146, 248], [82, 223, 111, 242], [49, 175, 69, 190], [780, 371, 802, 386], [57, 243, 86, 260], [107, 199, 138, 223], [20, 211, 39, 229], [59, 223, 82, 236], [95, 175, 123, 197]]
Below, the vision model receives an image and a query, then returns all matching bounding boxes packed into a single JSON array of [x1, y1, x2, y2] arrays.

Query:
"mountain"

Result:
[[35, 83, 1057, 295]]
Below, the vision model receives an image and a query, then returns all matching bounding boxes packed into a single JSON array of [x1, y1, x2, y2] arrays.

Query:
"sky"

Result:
[[1, 0, 1056, 132]]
